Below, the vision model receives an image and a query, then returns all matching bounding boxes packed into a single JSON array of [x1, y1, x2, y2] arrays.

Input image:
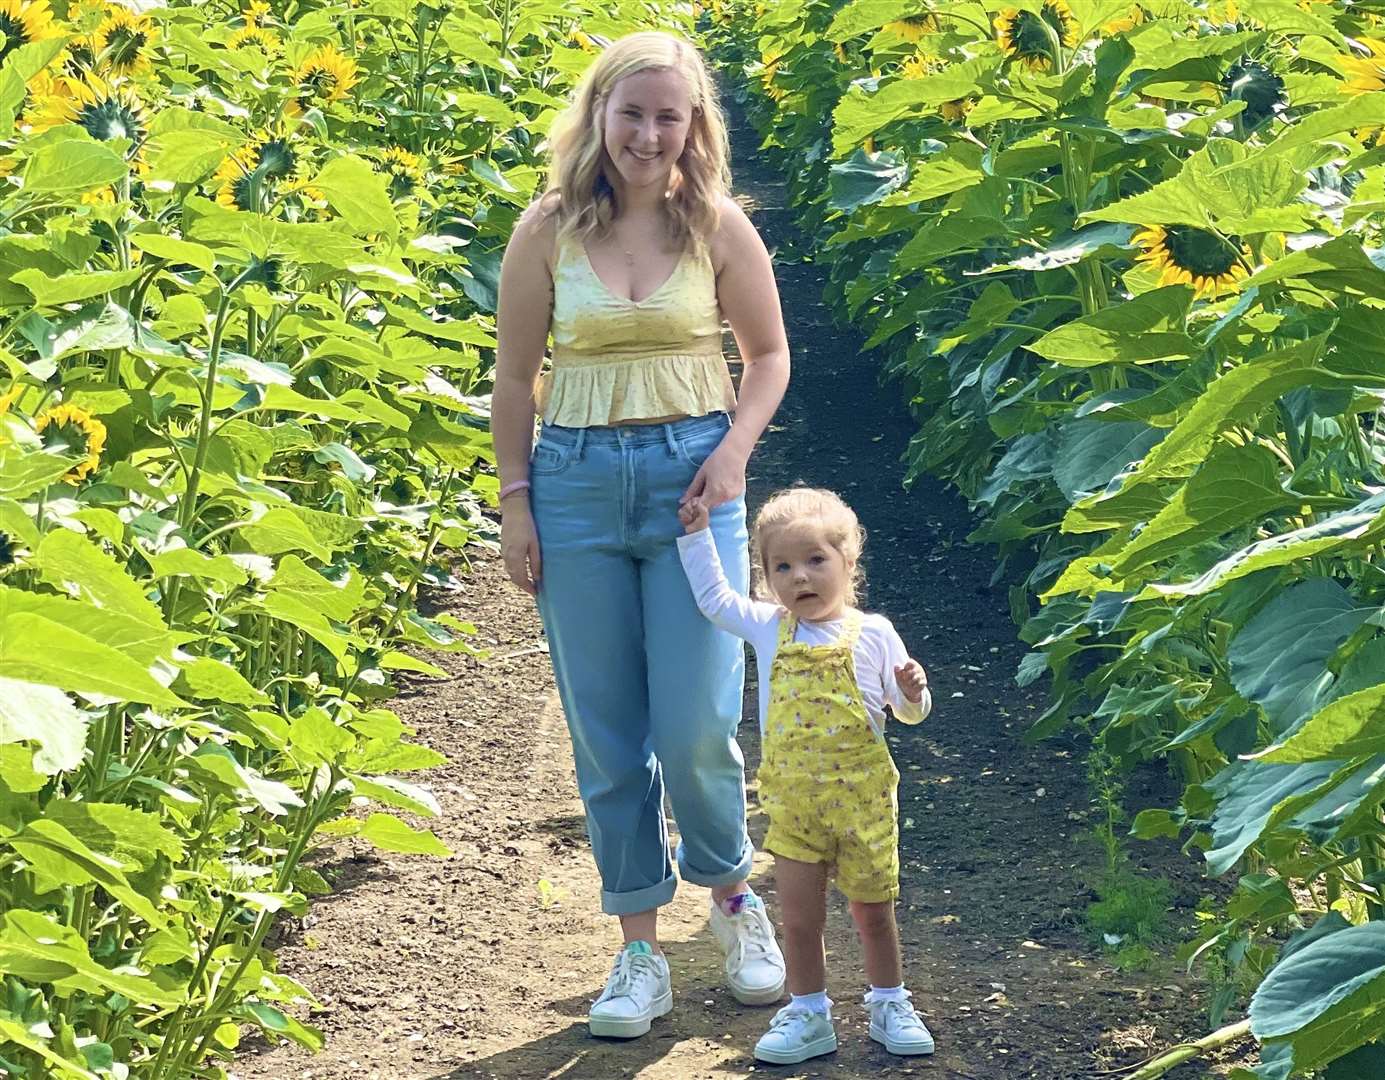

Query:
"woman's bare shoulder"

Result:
[[509, 194, 562, 268], [709, 194, 765, 269]]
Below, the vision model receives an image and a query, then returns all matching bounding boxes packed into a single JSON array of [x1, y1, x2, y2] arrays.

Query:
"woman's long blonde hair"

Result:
[[545, 30, 731, 250]]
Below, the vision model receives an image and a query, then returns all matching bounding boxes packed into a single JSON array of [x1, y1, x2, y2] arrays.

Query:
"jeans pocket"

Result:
[[530, 440, 572, 476], [675, 427, 726, 470]]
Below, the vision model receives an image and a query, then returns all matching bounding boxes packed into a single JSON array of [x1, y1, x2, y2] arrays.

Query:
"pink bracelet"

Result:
[[498, 479, 531, 501]]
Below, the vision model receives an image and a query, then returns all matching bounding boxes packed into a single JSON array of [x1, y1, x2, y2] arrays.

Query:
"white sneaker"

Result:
[[866, 991, 935, 1055], [708, 894, 786, 1005], [587, 942, 672, 1038], [754, 1004, 838, 1064]]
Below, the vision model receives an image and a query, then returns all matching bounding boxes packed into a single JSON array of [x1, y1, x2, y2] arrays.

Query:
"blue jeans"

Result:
[[531, 412, 753, 915]]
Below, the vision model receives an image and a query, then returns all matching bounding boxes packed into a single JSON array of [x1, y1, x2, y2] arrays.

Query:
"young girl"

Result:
[[678, 487, 934, 1064]]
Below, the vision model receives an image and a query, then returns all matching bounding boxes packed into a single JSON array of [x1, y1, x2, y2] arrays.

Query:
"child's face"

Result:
[[763, 520, 853, 623]]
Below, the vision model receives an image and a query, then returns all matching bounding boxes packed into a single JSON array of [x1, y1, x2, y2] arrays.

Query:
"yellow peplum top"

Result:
[[536, 234, 737, 427]]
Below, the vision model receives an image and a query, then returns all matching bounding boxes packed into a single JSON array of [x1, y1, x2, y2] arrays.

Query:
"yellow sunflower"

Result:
[[0, 385, 22, 416], [35, 403, 106, 483], [0, 0, 64, 65], [287, 44, 359, 116], [569, 29, 596, 53], [834, 42, 847, 63], [27, 73, 145, 145], [213, 133, 296, 211], [900, 52, 943, 79], [1340, 37, 1385, 94], [884, 13, 939, 42], [90, 7, 158, 77], [244, 0, 271, 22], [1134, 225, 1251, 299], [1102, 4, 1144, 34], [380, 145, 424, 198], [995, 0, 1079, 72], [940, 97, 974, 122], [227, 24, 281, 53]]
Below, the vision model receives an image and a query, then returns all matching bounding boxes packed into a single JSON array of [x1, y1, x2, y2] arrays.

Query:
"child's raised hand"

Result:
[[894, 659, 928, 703], [679, 497, 710, 534]]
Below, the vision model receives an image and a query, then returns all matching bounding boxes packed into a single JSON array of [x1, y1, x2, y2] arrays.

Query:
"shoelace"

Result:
[[879, 999, 926, 1030], [769, 1006, 820, 1034], [726, 906, 777, 967], [599, 950, 660, 1003]]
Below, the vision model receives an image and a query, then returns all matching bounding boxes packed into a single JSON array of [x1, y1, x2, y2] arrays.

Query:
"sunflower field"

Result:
[[705, 0, 1385, 1075], [0, 0, 631, 1075]]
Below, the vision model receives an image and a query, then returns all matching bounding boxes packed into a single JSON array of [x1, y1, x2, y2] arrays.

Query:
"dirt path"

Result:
[[230, 92, 1244, 1080]]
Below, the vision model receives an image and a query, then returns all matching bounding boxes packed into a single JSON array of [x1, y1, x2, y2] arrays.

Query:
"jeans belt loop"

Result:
[[573, 426, 587, 461], [663, 421, 679, 458]]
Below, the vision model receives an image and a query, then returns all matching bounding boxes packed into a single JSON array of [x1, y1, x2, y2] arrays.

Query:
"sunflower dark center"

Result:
[[0, 12, 30, 63], [78, 97, 141, 142], [1164, 226, 1239, 276], [0, 531, 14, 567]]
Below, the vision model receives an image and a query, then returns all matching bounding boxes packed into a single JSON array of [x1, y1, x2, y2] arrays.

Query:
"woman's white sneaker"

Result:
[[587, 942, 672, 1038], [866, 991, 935, 1055], [753, 1004, 838, 1064], [708, 894, 787, 1005]]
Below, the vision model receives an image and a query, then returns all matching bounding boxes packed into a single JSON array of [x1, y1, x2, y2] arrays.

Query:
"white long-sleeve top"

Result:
[[677, 528, 931, 737]]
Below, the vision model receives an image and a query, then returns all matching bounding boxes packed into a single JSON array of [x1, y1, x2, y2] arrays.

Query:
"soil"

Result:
[[229, 90, 1259, 1080]]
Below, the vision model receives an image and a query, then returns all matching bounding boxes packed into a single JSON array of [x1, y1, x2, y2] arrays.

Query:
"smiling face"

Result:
[[763, 519, 855, 623], [600, 67, 693, 195]]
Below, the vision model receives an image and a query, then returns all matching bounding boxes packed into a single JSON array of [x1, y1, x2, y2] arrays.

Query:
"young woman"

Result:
[[492, 30, 791, 1037]]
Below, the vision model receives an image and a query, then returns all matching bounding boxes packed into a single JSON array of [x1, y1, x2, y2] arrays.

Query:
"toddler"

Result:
[[678, 487, 934, 1064]]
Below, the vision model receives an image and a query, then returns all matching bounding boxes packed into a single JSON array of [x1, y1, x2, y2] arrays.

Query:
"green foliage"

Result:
[[708, 0, 1385, 1073]]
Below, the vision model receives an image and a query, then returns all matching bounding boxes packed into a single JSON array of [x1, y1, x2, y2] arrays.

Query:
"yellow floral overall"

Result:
[[757, 610, 901, 902]]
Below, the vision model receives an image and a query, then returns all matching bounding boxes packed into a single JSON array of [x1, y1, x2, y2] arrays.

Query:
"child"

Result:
[[677, 487, 934, 1064]]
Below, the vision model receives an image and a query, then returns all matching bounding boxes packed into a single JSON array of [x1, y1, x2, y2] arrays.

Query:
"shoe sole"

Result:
[[869, 1022, 935, 1056], [754, 1032, 838, 1064], [728, 977, 787, 1006], [588, 989, 672, 1039]]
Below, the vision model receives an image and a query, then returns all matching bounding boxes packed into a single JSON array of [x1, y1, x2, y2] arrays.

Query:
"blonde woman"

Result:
[[492, 31, 791, 1037]]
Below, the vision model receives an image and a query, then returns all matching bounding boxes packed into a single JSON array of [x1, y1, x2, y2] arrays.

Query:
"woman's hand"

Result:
[[501, 501, 542, 596], [681, 442, 748, 510]]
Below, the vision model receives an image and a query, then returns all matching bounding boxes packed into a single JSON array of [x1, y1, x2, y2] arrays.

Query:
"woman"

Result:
[[492, 30, 791, 1038]]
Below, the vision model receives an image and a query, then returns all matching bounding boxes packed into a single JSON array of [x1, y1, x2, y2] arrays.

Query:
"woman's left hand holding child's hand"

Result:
[[681, 443, 748, 510], [679, 498, 710, 534], [894, 659, 928, 703]]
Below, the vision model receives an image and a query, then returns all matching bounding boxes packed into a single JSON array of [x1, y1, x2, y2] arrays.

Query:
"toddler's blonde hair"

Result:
[[545, 30, 731, 251], [751, 487, 867, 605]]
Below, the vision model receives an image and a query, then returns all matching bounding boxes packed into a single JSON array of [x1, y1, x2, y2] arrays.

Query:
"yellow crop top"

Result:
[[535, 234, 737, 426]]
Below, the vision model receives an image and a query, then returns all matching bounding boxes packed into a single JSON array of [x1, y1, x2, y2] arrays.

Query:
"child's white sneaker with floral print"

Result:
[[866, 990, 935, 1055], [708, 893, 787, 1004], [587, 941, 672, 1038], [753, 1004, 838, 1064]]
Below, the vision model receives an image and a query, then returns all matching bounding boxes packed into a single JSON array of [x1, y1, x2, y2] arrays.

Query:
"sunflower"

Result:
[[1134, 225, 1251, 298], [885, 13, 939, 41], [1340, 38, 1385, 95], [995, 0, 1079, 72], [90, 7, 157, 77], [834, 42, 847, 63], [213, 133, 296, 211], [287, 44, 358, 116], [35, 403, 106, 483], [1222, 57, 1286, 130], [0, 384, 22, 416], [244, 0, 271, 22], [28, 73, 145, 146], [1102, 4, 1144, 34], [940, 97, 974, 122], [900, 52, 943, 79], [569, 29, 596, 53], [227, 24, 280, 53], [380, 145, 423, 198], [0, 530, 16, 568], [0, 0, 63, 65]]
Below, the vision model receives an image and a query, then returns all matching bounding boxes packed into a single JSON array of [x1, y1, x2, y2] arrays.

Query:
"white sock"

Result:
[[868, 983, 908, 1003], [790, 990, 831, 1015]]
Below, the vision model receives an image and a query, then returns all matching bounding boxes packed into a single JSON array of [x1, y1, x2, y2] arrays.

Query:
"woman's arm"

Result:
[[683, 197, 790, 507], [493, 203, 556, 595]]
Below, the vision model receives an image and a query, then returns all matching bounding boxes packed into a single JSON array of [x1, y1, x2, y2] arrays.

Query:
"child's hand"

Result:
[[679, 498, 710, 534], [894, 659, 928, 703]]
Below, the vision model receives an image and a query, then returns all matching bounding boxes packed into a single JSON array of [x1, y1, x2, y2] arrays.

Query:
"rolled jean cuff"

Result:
[[602, 873, 679, 916], [676, 837, 755, 889]]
